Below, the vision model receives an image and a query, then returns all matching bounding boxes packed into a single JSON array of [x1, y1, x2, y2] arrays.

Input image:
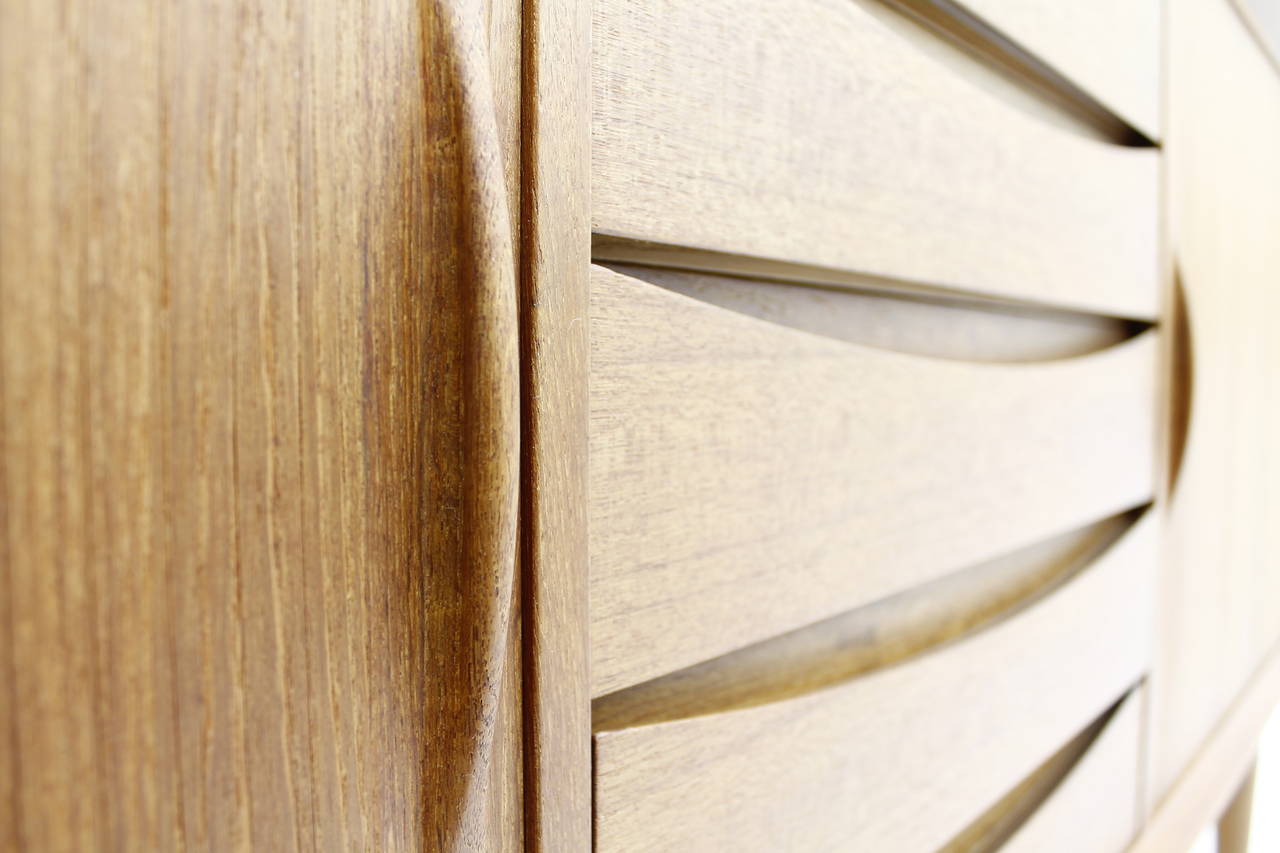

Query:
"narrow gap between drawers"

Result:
[[867, 0, 1156, 147], [592, 505, 1150, 732], [938, 683, 1141, 853], [602, 260, 1152, 364], [592, 235, 1160, 328]]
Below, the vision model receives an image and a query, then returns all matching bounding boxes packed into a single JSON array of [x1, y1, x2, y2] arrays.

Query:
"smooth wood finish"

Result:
[[1130, 641, 1280, 853], [593, 514, 1156, 852], [938, 688, 1140, 853], [592, 0, 1160, 318], [936, 0, 1161, 137], [938, 705, 1110, 853], [879, 0, 1154, 145], [612, 263, 1144, 364], [0, 0, 522, 849], [593, 511, 1138, 731], [1150, 0, 1280, 805], [590, 266, 1156, 694], [1000, 688, 1143, 853], [519, 0, 593, 846]]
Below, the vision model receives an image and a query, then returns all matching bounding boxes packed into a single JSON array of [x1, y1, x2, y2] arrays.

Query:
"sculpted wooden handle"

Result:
[[429, 0, 520, 847]]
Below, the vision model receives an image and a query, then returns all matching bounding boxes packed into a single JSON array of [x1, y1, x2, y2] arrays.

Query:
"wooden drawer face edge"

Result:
[[590, 265, 1157, 694], [592, 0, 1159, 318], [592, 514, 1158, 852]]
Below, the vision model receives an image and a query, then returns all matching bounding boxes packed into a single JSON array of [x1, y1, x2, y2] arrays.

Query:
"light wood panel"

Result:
[[612, 263, 1143, 363], [933, 0, 1161, 137], [592, 0, 1160, 318], [1130, 641, 1280, 853], [520, 0, 592, 846], [1150, 0, 1280, 805], [593, 511, 1138, 731], [938, 688, 1140, 853], [590, 266, 1156, 695], [938, 704, 1110, 853], [593, 514, 1157, 852], [0, 0, 522, 849], [1000, 688, 1143, 853]]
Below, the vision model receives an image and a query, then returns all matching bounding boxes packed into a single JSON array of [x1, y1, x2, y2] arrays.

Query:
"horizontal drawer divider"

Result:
[[592, 513, 1157, 852], [593, 507, 1146, 730], [604, 260, 1151, 363]]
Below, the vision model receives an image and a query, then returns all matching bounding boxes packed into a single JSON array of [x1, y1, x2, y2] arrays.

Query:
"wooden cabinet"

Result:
[[4, 0, 1280, 850]]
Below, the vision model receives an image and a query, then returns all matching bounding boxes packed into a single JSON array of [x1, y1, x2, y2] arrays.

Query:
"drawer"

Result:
[[593, 513, 1156, 852], [592, 0, 1159, 318], [998, 687, 1143, 853], [923, 0, 1161, 138], [590, 265, 1156, 694]]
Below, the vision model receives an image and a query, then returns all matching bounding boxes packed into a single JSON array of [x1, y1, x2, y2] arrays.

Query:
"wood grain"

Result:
[[611, 263, 1144, 364], [0, 0, 522, 849], [593, 511, 1140, 731], [590, 265, 1156, 695], [938, 705, 1111, 853], [875, 0, 1152, 145], [592, 0, 1160, 319], [519, 0, 592, 846], [1149, 0, 1280, 806], [593, 513, 1156, 852], [924, 0, 1162, 137]]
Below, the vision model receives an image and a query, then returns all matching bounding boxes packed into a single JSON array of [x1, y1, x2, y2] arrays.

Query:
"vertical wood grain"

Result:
[[519, 0, 592, 846], [0, 0, 522, 849]]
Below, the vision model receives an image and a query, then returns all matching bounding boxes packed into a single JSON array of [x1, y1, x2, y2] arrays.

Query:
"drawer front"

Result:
[[946, 0, 1161, 137], [593, 514, 1156, 852], [999, 688, 1143, 853], [592, 0, 1159, 318], [590, 265, 1156, 694]]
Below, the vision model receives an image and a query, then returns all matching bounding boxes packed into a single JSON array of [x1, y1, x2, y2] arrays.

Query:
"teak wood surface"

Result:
[[592, 0, 1160, 319], [1, 0, 522, 848], [590, 265, 1155, 694], [5, 0, 1280, 850], [593, 514, 1155, 851]]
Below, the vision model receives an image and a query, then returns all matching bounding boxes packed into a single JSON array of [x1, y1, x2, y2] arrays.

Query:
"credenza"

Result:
[[3, 0, 1279, 850]]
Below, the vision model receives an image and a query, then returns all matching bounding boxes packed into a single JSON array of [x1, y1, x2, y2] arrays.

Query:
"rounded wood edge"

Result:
[[430, 0, 521, 846]]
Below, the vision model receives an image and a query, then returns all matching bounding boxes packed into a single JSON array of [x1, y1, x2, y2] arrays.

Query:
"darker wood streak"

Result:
[[593, 508, 1147, 731], [0, 0, 522, 849]]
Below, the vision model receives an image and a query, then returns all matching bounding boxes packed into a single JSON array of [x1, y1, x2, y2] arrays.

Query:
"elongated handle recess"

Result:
[[428, 0, 520, 847]]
